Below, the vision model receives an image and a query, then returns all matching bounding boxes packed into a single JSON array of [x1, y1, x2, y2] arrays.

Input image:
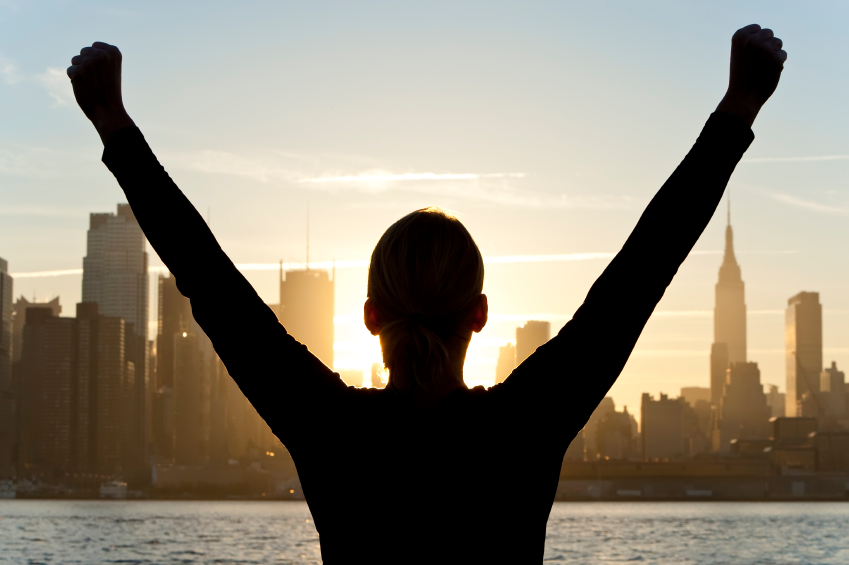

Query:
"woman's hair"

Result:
[[367, 207, 484, 391]]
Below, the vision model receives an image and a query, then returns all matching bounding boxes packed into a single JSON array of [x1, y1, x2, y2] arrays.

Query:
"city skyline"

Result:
[[5, 207, 846, 423], [2, 2, 848, 422]]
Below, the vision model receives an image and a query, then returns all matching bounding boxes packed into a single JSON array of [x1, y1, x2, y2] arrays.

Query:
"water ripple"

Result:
[[2, 501, 849, 564]]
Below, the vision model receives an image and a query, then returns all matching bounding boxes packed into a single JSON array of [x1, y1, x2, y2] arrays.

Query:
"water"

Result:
[[1, 500, 848, 564]]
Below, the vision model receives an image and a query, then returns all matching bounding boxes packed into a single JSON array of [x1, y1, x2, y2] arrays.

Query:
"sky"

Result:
[[1, 0, 848, 422]]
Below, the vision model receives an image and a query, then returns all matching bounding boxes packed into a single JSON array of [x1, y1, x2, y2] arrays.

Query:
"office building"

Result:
[[712, 362, 771, 452], [516, 321, 550, 365], [279, 263, 334, 368], [583, 396, 615, 458], [764, 384, 786, 419], [11, 296, 61, 363], [711, 209, 746, 404], [82, 204, 148, 336], [785, 292, 822, 417], [0, 259, 13, 478], [17, 308, 76, 475], [494, 343, 515, 384], [820, 361, 846, 421], [16, 303, 131, 477], [173, 331, 210, 465], [641, 393, 700, 460], [156, 275, 192, 391], [82, 204, 149, 471], [596, 406, 637, 460]]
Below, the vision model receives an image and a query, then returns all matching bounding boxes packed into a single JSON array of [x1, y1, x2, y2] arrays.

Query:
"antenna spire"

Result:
[[727, 191, 731, 226]]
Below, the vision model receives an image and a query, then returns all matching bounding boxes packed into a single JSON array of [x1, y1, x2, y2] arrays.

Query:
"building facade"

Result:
[[279, 265, 334, 368], [820, 361, 846, 422], [516, 320, 550, 365], [11, 296, 61, 363], [16, 304, 132, 478], [785, 292, 822, 417]]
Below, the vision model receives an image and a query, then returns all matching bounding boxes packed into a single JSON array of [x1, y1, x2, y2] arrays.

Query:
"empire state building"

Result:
[[710, 206, 747, 405]]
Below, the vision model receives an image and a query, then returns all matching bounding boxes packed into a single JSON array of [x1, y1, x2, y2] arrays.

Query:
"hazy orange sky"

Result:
[[2, 1, 848, 420]]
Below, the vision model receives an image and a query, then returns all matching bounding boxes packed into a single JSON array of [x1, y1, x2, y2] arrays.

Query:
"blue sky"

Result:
[[1, 1, 848, 417]]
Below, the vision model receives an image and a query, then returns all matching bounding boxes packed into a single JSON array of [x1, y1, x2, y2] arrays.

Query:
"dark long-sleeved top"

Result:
[[102, 112, 753, 564]]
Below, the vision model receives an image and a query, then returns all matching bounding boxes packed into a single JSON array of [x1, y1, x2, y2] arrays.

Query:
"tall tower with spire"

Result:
[[711, 198, 747, 405]]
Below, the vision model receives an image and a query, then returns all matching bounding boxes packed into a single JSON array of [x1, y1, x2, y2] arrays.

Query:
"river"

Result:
[[1, 500, 848, 564]]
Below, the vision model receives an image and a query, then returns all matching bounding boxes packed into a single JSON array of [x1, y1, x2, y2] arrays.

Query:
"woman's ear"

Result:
[[471, 294, 488, 333], [364, 298, 381, 336]]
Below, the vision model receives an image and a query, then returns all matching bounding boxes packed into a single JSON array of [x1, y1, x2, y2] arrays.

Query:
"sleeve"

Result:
[[491, 112, 755, 448], [102, 126, 346, 444]]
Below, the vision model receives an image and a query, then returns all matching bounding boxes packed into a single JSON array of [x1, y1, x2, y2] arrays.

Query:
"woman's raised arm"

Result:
[[496, 25, 787, 443], [67, 43, 345, 440]]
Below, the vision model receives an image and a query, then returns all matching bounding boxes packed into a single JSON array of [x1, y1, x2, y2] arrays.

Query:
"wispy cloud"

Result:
[[767, 193, 848, 215], [0, 55, 21, 84], [38, 67, 74, 106], [169, 148, 633, 209], [299, 172, 525, 183], [0, 204, 89, 218], [743, 155, 849, 163], [168, 149, 305, 183], [0, 144, 94, 178]]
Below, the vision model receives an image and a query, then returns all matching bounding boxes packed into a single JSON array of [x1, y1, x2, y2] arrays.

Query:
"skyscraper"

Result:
[[279, 263, 334, 368], [785, 292, 822, 418], [82, 204, 148, 337], [17, 308, 76, 476], [516, 321, 550, 365], [82, 204, 149, 473], [0, 258, 13, 478], [711, 207, 747, 404]]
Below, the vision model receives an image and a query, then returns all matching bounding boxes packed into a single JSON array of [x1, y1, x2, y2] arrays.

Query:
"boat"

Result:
[[99, 480, 128, 499]]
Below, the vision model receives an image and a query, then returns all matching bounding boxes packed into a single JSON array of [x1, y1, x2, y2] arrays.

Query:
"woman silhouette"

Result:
[[67, 24, 785, 563]]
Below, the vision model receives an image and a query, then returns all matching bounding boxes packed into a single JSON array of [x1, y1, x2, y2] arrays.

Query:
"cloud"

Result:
[[168, 149, 304, 184], [168, 148, 632, 209], [767, 193, 848, 216], [38, 67, 74, 107], [299, 170, 629, 209], [0, 144, 94, 178], [299, 172, 525, 183], [0, 204, 89, 218], [0, 55, 21, 84], [742, 155, 849, 163]]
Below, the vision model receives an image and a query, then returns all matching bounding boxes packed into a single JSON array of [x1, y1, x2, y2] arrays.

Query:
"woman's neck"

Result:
[[388, 330, 472, 406]]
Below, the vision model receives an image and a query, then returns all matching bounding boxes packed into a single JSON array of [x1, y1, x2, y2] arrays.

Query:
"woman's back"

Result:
[[298, 384, 563, 563]]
